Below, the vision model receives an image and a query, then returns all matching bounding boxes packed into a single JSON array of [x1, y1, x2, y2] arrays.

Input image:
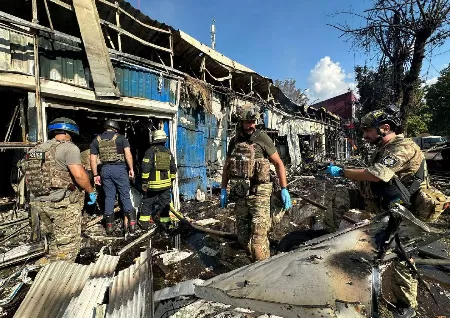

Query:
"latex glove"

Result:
[[87, 192, 97, 205], [94, 175, 101, 186], [325, 163, 343, 177], [281, 188, 292, 210], [220, 188, 227, 208]]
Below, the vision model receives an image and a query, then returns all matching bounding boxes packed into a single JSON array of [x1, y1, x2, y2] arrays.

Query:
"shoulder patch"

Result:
[[381, 155, 398, 167]]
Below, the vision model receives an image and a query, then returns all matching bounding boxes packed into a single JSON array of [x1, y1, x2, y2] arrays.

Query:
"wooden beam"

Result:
[[103, 26, 116, 49], [169, 32, 174, 67], [48, 0, 73, 11], [115, 1, 122, 51], [32, 0, 38, 24], [43, 0, 54, 29], [96, 0, 171, 34], [100, 19, 172, 53], [33, 34, 43, 141]]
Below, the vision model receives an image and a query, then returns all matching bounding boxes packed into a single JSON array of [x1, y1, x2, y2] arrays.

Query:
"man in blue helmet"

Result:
[[23, 117, 97, 262]]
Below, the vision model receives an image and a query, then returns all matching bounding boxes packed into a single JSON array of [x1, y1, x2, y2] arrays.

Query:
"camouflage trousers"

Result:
[[324, 187, 418, 308], [30, 191, 84, 262], [235, 183, 272, 262]]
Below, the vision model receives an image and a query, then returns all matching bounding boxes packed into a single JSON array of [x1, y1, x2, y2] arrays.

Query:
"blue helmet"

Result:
[[48, 117, 80, 135]]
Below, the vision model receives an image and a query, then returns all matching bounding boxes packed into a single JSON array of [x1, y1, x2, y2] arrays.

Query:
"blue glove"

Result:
[[87, 192, 97, 205], [220, 188, 227, 208], [325, 164, 344, 177], [281, 188, 292, 210]]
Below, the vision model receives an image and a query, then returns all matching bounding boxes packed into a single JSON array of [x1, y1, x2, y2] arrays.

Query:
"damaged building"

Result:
[[2, 1, 428, 317], [0, 0, 346, 203]]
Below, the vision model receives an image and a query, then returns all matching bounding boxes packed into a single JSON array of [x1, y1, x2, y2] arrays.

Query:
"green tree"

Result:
[[355, 65, 395, 115], [425, 65, 450, 137], [332, 0, 450, 133]]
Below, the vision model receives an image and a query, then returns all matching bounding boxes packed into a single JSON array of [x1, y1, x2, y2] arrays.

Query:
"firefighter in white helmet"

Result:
[[139, 129, 177, 230]]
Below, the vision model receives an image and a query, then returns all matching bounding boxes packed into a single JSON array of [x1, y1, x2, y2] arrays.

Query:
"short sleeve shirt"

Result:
[[366, 135, 424, 184], [227, 130, 277, 159], [32, 139, 81, 202], [90, 131, 130, 155]]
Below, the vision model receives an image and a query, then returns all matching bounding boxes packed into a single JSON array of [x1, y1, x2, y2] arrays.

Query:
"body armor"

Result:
[[23, 141, 73, 197], [97, 134, 124, 163], [228, 140, 271, 197]]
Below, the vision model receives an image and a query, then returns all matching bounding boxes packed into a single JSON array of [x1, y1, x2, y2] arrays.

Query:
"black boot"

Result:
[[105, 214, 115, 236], [128, 209, 137, 234]]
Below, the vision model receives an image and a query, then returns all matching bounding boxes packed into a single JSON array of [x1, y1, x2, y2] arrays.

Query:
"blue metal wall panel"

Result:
[[113, 64, 177, 103], [176, 99, 228, 199], [176, 107, 207, 200]]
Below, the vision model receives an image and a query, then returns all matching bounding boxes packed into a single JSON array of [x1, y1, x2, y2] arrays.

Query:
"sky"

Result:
[[127, 0, 450, 103]]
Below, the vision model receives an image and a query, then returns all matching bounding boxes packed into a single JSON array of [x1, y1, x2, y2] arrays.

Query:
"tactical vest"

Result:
[[228, 133, 271, 184], [144, 146, 173, 191], [97, 134, 125, 163], [23, 140, 73, 197]]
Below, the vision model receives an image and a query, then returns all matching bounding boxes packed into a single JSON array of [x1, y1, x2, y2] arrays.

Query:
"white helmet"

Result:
[[152, 129, 167, 143]]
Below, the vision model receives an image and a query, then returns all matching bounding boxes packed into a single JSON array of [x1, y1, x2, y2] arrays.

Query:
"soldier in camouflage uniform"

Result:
[[23, 118, 97, 262], [323, 106, 448, 318], [220, 105, 292, 262]]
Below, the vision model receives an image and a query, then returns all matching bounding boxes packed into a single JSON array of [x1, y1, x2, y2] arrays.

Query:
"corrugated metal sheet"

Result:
[[39, 37, 91, 88], [114, 63, 178, 103], [106, 249, 152, 318], [177, 107, 207, 200], [15, 254, 119, 318], [195, 223, 375, 318], [0, 26, 34, 75], [177, 94, 227, 199]]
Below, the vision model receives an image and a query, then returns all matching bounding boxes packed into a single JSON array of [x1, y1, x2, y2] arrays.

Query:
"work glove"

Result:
[[87, 192, 97, 205], [325, 163, 344, 177], [220, 188, 227, 208], [281, 188, 292, 210]]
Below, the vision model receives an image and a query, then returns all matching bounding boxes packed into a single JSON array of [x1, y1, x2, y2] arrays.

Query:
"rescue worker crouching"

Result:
[[23, 117, 97, 262], [139, 129, 177, 231], [90, 120, 136, 235], [220, 105, 292, 262], [324, 105, 449, 318]]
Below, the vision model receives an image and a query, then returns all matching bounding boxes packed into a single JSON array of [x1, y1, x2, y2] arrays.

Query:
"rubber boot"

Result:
[[128, 209, 137, 234], [105, 214, 115, 236]]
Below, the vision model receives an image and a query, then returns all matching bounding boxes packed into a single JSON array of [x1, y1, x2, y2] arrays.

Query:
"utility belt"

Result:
[[229, 178, 271, 198], [101, 160, 125, 165], [35, 183, 81, 204]]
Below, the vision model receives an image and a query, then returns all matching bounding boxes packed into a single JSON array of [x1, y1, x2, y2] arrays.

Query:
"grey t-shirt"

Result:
[[33, 139, 82, 202]]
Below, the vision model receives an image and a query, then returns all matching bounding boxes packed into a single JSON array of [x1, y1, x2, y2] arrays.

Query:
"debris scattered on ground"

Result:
[[160, 250, 194, 266]]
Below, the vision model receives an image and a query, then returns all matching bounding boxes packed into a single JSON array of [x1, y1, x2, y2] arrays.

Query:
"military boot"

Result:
[[128, 209, 137, 234], [105, 214, 115, 236]]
